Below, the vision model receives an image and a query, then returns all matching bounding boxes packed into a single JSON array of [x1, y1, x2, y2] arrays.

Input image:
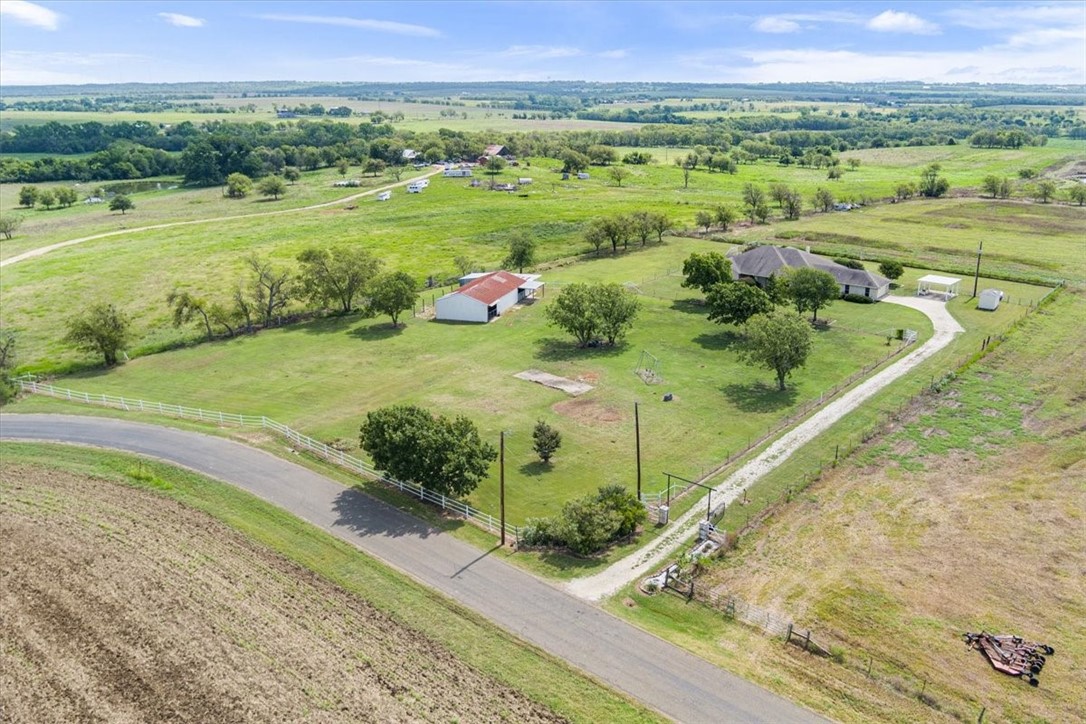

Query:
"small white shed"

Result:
[[977, 289, 1003, 311], [376, 191, 391, 201]]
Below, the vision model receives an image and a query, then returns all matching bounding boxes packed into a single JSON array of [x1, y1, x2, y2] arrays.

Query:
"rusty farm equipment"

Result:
[[963, 632, 1055, 687]]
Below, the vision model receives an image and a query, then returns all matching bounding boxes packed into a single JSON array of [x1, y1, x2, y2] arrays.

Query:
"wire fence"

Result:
[[12, 377, 519, 541], [659, 286, 1066, 722]]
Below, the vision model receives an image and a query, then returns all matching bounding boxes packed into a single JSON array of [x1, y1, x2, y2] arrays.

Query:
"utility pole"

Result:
[[972, 241, 983, 298], [634, 402, 642, 500], [500, 431, 506, 546]]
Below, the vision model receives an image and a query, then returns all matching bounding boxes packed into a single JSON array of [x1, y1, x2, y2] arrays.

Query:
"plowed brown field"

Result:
[[1, 464, 564, 723]]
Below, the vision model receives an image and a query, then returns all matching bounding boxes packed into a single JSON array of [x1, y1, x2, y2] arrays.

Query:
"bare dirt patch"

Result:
[[0, 466, 563, 724], [515, 369, 594, 396], [552, 397, 624, 424]]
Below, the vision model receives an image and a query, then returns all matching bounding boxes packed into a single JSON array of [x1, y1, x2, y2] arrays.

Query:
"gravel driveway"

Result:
[[566, 296, 964, 601]]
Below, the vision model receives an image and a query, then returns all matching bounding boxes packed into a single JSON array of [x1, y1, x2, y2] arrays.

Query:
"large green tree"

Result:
[[681, 251, 732, 294], [592, 283, 641, 345], [0, 215, 23, 240], [741, 309, 813, 391], [706, 282, 773, 326], [546, 283, 599, 346], [226, 172, 253, 198], [359, 405, 496, 497], [297, 246, 382, 314], [503, 233, 536, 273], [64, 303, 132, 366], [258, 175, 287, 200], [367, 270, 417, 327], [247, 254, 293, 327], [878, 260, 904, 281], [781, 267, 839, 322], [17, 186, 38, 208], [546, 283, 639, 347], [166, 289, 214, 341], [109, 194, 134, 214], [919, 163, 950, 198]]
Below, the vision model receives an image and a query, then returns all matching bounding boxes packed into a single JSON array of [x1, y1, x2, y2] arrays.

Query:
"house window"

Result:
[[864, 287, 870, 297], [844, 284, 850, 295]]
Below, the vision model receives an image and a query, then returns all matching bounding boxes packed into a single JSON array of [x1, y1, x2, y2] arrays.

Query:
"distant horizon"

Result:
[[3, 79, 1085, 92], [1, 1, 1083, 87]]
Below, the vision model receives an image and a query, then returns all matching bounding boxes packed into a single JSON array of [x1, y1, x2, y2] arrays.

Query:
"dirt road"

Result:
[[566, 296, 965, 601], [0, 413, 823, 724], [0, 169, 442, 268]]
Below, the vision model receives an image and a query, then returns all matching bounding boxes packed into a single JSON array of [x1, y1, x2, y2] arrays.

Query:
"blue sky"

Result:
[[1, 1, 1083, 86]]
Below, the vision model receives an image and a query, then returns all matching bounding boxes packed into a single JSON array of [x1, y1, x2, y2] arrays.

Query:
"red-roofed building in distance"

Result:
[[435, 271, 544, 323]]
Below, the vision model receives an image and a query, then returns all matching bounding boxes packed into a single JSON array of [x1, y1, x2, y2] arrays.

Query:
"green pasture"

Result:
[[739, 196, 1086, 284], [0, 167, 415, 261], [6, 236, 933, 524], [0, 101, 641, 134]]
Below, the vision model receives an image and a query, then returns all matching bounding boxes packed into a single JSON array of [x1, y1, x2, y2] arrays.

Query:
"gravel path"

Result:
[[566, 296, 964, 602], [0, 169, 442, 268]]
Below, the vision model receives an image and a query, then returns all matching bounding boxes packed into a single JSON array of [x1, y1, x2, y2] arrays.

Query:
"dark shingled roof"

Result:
[[730, 246, 890, 289]]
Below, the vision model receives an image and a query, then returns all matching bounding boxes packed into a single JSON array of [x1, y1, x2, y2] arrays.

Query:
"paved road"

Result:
[[0, 169, 442, 268], [568, 296, 965, 601], [0, 414, 823, 724]]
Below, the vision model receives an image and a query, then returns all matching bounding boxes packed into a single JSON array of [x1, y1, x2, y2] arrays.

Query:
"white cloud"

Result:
[[257, 13, 441, 37], [159, 12, 205, 28], [943, 3, 1085, 30], [499, 45, 583, 59], [677, 35, 1085, 85], [1006, 27, 1084, 48], [753, 17, 800, 33], [598, 49, 628, 59], [867, 9, 940, 35], [0, 0, 60, 30], [0, 51, 146, 84]]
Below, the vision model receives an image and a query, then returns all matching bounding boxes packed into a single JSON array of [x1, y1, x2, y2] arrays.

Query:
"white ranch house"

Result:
[[435, 271, 544, 323], [730, 245, 891, 300]]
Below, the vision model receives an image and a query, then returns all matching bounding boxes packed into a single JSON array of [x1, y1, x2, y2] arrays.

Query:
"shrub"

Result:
[[832, 257, 865, 270], [841, 293, 876, 304]]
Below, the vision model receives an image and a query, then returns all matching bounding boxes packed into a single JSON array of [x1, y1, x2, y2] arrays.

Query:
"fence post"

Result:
[[786, 622, 793, 643]]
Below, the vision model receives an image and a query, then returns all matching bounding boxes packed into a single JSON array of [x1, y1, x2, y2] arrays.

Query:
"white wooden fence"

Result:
[[13, 377, 518, 540]]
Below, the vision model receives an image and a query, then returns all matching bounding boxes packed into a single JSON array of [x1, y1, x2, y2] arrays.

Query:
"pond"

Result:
[[101, 180, 180, 195]]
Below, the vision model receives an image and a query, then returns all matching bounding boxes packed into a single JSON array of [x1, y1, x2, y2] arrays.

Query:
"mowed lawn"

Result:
[[33, 238, 932, 522]]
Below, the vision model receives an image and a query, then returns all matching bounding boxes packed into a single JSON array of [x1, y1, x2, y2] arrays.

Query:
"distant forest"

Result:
[[1, 81, 1082, 184]]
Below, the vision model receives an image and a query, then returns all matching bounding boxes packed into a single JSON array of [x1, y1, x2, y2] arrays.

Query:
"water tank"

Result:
[[657, 505, 670, 525]]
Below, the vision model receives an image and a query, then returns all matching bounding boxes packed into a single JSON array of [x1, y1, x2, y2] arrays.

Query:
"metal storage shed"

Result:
[[977, 289, 1003, 311]]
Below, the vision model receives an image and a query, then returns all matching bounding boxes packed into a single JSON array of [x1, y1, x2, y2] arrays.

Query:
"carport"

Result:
[[916, 274, 961, 300]]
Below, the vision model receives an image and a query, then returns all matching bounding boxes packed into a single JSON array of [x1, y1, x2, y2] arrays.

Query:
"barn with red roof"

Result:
[[435, 271, 544, 323]]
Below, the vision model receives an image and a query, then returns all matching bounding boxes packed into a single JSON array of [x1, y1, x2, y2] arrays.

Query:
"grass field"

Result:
[[0, 443, 657, 723], [739, 196, 1086, 285], [606, 287, 1086, 723], [0, 98, 642, 134], [4, 237, 933, 526], [0, 167, 418, 261]]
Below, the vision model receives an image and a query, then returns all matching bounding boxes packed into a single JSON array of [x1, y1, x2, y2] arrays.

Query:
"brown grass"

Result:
[[700, 289, 1086, 722], [0, 466, 565, 723]]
